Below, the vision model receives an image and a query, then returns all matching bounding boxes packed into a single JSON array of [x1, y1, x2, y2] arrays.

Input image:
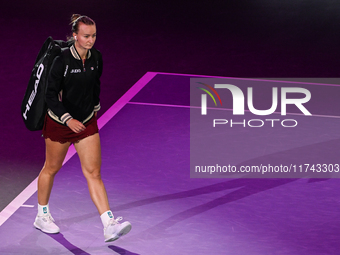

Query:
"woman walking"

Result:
[[33, 14, 131, 242]]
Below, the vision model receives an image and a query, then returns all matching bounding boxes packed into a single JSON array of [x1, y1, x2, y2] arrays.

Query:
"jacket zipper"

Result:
[[82, 59, 86, 72]]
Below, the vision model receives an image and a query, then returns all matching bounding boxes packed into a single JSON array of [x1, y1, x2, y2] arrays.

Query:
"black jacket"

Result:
[[46, 44, 103, 124]]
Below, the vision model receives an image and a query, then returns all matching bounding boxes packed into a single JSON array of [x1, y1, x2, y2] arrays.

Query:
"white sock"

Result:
[[100, 210, 114, 227], [38, 203, 50, 216]]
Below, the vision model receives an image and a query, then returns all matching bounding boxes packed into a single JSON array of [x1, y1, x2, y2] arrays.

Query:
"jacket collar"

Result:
[[70, 45, 92, 60]]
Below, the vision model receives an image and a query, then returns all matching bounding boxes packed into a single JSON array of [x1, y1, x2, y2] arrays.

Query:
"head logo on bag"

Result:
[[22, 64, 44, 120]]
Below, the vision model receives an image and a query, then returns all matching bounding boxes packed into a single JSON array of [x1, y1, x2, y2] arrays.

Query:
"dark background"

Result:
[[1, 0, 339, 211]]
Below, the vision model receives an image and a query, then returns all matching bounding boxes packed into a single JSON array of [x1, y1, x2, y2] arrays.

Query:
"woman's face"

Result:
[[74, 23, 96, 50]]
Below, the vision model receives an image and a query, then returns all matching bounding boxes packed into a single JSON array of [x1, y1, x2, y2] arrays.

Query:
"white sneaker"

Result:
[[34, 213, 60, 234], [104, 217, 131, 242]]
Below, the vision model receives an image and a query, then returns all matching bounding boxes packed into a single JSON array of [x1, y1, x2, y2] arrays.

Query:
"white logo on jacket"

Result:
[[70, 69, 81, 73]]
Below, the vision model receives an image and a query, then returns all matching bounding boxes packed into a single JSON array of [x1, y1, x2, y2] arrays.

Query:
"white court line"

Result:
[[128, 101, 340, 119], [155, 72, 340, 87], [0, 72, 157, 227], [20, 205, 34, 208]]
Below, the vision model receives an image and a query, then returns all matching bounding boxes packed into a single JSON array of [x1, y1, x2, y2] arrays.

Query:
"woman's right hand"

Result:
[[66, 119, 86, 133]]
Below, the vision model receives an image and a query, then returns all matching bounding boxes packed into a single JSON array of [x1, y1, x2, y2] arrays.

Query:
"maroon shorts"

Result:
[[42, 114, 99, 144]]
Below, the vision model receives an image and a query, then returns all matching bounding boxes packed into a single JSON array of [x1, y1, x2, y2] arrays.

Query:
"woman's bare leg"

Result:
[[34, 138, 70, 234], [74, 133, 110, 214], [38, 138, 70, 205], [74, 133, 131, 242]]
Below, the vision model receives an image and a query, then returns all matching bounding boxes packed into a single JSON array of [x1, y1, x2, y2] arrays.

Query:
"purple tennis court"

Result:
[[2, 1, 340, 254], [1, 73, 340, 255]]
